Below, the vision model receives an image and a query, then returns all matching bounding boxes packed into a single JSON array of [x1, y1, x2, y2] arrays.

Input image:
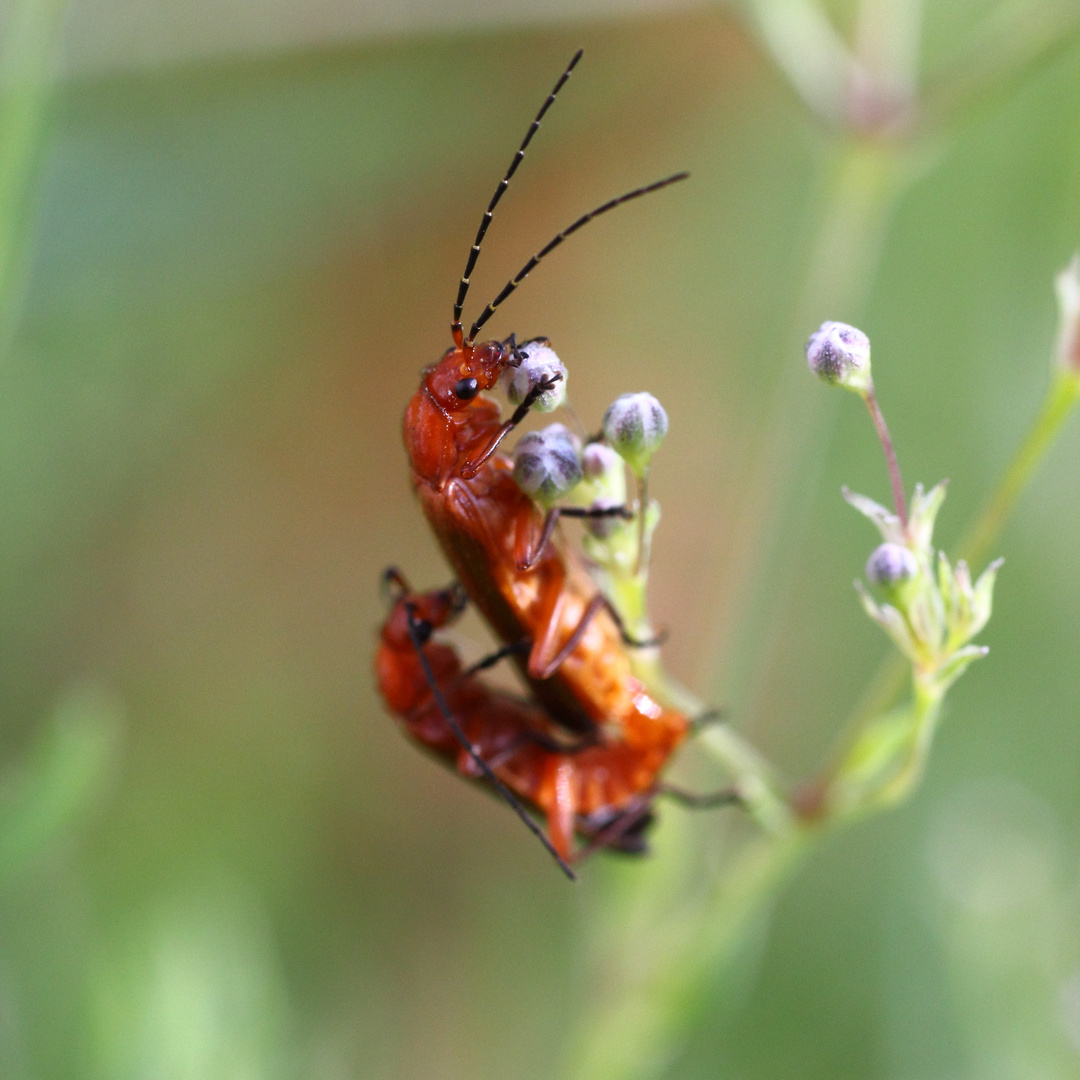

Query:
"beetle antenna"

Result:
[[403, 601, 578, 881], [467, 171, 689, 345], [451, 49, 584, 350]]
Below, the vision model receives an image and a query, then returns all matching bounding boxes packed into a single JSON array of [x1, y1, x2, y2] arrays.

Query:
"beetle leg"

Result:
[[528, 589, 664, 681], [517, 504, 632, 571], [574, 792, 656, 860], [525, 728, 599, 754], [460, 373, 564, 479], [459, 638, 530, 678], [528, 591, 603, 680], [656, 782, 743, 809], [688, 706, 725, 733], [542, 757, 578, 864], [596, 593, 668, 649], [456, 732, 527, 773]]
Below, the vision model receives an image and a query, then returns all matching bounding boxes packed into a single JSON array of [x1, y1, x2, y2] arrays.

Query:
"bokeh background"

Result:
[[2, 1, 1080, 1077]]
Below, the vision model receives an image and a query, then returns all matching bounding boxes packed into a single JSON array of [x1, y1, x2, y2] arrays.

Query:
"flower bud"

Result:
[[502, 340, 567, 412], [806, 321, 872, 395], [576, 443, 628, 540], [582, 442, 626, 497], [602, 392, 668, 476], [512, 423, 582, 504], [865, 542, 917, 589]]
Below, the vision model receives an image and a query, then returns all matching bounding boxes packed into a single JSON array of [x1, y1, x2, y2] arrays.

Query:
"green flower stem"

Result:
[[876, 673, 945, 806], [566, 826, 811, 1080], [634, 472, 649, 577], [827, 671, 943, 820], [598, 552, 653, 646], [961, 368, 1080, 568]]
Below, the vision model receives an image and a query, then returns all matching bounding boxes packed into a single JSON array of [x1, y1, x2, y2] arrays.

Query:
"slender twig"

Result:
[[634, 472, 648, 577], [961, 370, 1080, 567], [864, 385, 907, 527]]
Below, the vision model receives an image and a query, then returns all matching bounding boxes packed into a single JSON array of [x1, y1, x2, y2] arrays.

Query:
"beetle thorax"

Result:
[[404, 340, 513, 490]]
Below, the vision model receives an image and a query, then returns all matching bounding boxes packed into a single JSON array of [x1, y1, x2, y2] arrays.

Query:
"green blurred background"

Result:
[[2, 1, 1080, 1077]]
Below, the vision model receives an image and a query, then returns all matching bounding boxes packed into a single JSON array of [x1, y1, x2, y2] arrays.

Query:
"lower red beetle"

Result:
[[376, 571, 692, 870]]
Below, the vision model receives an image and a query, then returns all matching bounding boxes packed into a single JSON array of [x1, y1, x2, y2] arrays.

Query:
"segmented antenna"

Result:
[[467, 172, 689, 345], [451, 49, 584, 349], [403, 602, 578, 881]]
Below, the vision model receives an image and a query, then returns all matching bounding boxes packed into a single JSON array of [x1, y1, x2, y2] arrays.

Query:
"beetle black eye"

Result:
[[454, 377, 480, 400]]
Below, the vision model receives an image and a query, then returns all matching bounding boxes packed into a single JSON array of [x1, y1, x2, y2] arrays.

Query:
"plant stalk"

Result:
[[864, 384, 907, 527]]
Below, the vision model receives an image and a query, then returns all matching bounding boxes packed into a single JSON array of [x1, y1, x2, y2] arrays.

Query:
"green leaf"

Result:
[[934, 644, 990, 692], [907, 481, 948, 552], [843, 486, 902, 542], [855, 581, 918, 660], [0, 682, 122, 882]]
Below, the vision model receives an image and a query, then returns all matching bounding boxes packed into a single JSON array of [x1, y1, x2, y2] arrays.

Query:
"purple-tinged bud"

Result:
[[806, 321, 872, 395], [502, 340, 567, 412], [512, 424, 582, 505], [865, 542, 917, 589], [580, 443, 628, 539], [582, 441, 622, 483], [602, 392, 668, 477]]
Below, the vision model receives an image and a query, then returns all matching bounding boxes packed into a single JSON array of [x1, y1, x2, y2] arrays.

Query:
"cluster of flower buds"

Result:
[[806, 317, 1001, 691], [804, 317, 1006, 814], [847, 481, 1002, 692], [503, 347, 668, 601]]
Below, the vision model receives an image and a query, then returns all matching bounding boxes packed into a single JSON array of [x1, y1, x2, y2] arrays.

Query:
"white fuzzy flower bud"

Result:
[[512, 423, 582, 505], [602, 392, 668, 477], [865, 542, 917, 589], [806, 321, 872, 395], [502, 340, 567, 413]]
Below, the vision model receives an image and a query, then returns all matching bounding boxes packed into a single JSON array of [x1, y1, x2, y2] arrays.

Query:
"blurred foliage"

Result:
[[1, 2, 1080, 1079], [0, 0, 67, 352]]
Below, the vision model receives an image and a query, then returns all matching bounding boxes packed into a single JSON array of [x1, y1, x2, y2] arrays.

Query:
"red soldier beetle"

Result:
[[377, 572, 682, 876], [379, 52, 734, 876]]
